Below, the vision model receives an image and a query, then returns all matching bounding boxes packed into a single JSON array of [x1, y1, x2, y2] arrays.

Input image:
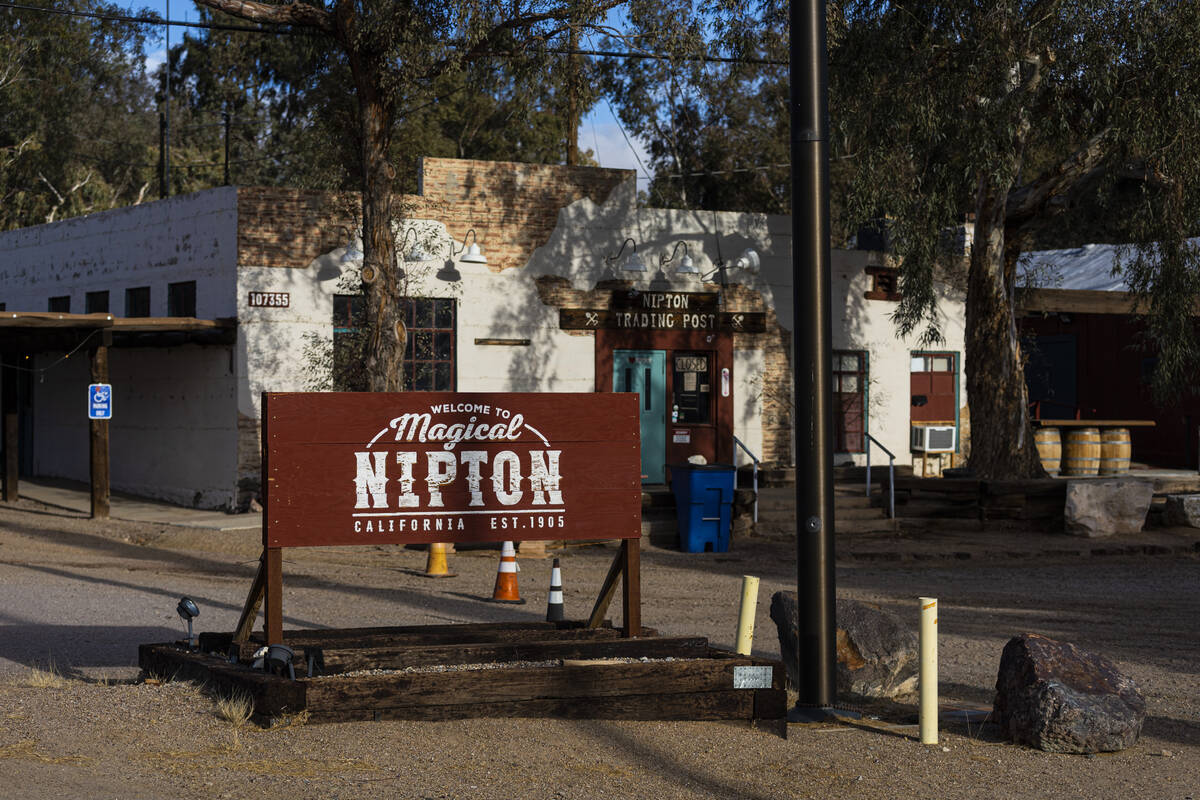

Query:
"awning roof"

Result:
[[0, 312, 237, 351]]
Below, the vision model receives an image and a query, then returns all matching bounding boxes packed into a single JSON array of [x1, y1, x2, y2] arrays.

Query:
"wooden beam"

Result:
[[89, 338, 110, 519], [265, 546, 283, 644], [2, 353, 17, 503], [587, 547, 626, 628], [232, 551, 267, 643], [621, 539, 641, 637], [308, 636, 710, 675], [1017, 288, 1169, 316]]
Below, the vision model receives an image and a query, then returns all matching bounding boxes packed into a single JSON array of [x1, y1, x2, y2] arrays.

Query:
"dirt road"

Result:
[[0, 498, 1197, 799]]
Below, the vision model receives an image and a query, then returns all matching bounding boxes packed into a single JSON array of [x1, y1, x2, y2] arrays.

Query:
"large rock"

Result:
[[1064, 479, 1154, 537], [1164, 494, 1200, 528], [993, 633, 1146, 754], [770, 592, 918, 699]]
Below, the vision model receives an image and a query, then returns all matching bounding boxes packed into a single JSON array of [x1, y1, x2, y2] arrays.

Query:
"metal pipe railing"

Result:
[[864, 432, 895, 519], [733, 435, 760, 523]]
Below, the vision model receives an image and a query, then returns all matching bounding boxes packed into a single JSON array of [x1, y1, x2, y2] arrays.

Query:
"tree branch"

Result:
[[1005, 128, 1112, 226], [191, 0, 335, 34]]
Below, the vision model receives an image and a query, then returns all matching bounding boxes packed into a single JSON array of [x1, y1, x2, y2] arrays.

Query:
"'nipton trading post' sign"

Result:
[[262, 392, 641, 548]]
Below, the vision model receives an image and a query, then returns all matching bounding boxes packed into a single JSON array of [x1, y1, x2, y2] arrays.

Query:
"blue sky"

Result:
[[128, 0, 652, 189]]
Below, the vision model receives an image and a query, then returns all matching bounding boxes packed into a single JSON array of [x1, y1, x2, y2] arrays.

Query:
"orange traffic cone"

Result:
[[546, 558, 565, 622], [422, 542, 456, 578], [490, 540, 525, 604]]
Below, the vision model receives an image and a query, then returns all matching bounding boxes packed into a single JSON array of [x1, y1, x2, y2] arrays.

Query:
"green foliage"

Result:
[[598, 0, 791, 213], [833, 0, 1200, 402], [0, 1, 157, 229]]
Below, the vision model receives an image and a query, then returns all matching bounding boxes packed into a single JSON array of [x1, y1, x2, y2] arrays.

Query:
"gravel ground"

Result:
[[0, 497, 1198, 799]]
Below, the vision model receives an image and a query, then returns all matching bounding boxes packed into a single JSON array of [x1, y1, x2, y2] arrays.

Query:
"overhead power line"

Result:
[[0, 2, 788, 66]]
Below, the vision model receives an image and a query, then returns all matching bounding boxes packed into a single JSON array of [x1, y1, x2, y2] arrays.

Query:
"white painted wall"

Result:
[[0, 188, 239, 317], [30, 345, 239, 508], [829, 250, 968, 466]]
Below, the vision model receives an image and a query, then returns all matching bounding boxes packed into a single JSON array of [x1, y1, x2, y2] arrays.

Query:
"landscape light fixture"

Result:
[[609, 238, 646, 273], [176, 597, 199, 649], [264, 643, 296, 680], [661, 241, 698, 275]]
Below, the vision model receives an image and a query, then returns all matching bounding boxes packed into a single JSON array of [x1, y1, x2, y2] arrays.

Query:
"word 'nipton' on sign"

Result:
[[354, 449, 563, 510]]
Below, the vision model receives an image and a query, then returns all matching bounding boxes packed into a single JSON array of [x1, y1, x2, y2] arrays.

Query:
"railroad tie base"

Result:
[[138, 621, 786, 736]]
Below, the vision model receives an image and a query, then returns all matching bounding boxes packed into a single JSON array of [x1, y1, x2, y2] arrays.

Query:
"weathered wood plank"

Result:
[[309, 636, 710, 674], [303, 658, 759, 709], [211, 623, 630, 662], [304, 690, 760, 723]]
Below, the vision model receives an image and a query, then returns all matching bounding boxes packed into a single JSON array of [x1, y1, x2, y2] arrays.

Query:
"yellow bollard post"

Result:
[[735, 575, 760, 655], [422, 542, 456, 578], [919, 596, 938, 744]]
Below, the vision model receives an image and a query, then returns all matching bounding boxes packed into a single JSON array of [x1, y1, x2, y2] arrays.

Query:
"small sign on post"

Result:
[[88, 383, 113, 420]]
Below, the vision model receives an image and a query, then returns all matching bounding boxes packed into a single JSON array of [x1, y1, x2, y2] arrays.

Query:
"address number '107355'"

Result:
[[248, 291, 290, 308]]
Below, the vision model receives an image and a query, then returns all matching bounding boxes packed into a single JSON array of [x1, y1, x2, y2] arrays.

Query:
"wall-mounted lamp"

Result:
[[661, 241, 697, 275], [401, 228, 436, 263], [176, 597, 199, 649], [456, 229, 488, 265], [609, 238, 646, 273], [339, 236, 363, 265]]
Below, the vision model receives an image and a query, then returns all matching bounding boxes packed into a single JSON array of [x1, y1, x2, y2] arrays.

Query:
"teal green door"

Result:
[[614, 349, 667, 484]]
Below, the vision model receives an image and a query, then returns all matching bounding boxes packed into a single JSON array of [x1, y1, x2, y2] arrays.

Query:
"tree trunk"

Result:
[[354, 63, 404, 392], [965, 179, 1047, 480]]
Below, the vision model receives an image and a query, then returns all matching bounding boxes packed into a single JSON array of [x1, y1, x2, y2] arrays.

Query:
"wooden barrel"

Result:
[[1099, 426, 1132, 475], [1034, 427, 1061, 476], [1062, 427, 1101, 476]]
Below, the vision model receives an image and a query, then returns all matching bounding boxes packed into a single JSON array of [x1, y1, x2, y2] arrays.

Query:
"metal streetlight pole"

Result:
[[789, 0, 838, 720]]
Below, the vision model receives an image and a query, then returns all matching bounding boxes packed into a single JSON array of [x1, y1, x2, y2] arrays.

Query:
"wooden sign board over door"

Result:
[[263, 392, 642, 547]]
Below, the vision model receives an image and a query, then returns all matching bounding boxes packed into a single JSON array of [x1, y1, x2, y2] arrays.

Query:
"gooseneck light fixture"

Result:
[[661, 241, 697, 274], [401, 228, 436, 264], [458, 229, 488, 265], [609, 238, 646, 273]]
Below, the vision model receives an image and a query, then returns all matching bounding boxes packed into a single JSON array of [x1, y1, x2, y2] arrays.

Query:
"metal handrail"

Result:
[[864, 432, 896, 519], [733, 435, 760, 523]]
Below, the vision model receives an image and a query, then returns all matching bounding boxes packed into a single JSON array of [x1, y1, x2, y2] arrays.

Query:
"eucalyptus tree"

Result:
[[0, 1, 157, 229], [833, 0, 1200, 478], [192, 0, 619, 391]]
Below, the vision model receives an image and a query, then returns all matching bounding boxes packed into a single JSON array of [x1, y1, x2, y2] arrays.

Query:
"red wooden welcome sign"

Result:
[[262, 392, 642, 548]]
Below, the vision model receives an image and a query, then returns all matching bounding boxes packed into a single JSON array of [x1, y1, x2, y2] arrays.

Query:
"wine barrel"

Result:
[[1062, 427, 1101, 476], [1034, 427, 1061, 476], [1099, 426, 1132, 475]]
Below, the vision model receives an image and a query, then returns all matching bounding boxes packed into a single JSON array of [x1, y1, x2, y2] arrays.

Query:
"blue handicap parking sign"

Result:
[[88, 383, 113, 420]]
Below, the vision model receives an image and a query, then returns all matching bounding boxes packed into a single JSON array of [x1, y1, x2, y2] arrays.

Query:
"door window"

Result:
[[672, 353, 712, 424], [910, 352, 957, 424], [834, 351, 866, 452]]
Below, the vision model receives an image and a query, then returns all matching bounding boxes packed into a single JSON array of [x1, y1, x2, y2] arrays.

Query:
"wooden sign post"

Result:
[[239, 392, 642, 644]]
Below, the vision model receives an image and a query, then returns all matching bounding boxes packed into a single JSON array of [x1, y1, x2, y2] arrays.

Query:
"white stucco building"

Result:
[[0, 158, 967, 509]]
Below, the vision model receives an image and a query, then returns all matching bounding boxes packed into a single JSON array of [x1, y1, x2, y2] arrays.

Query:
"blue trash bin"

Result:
[[670, 463, 737, 552]]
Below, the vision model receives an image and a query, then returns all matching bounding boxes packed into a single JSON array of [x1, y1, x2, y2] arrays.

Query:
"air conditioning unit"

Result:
[[911, 425, 956, 453]]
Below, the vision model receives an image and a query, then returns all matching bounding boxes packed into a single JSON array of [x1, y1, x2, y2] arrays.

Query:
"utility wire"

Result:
[[0, 2, 788, 65], [665, 162, 790, 178]]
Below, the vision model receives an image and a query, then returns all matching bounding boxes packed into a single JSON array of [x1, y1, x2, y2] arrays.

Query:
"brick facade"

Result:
[[236, 159, 632, 272]]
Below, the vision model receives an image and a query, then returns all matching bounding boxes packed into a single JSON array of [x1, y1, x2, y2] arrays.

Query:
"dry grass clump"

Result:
[[214, 690, 254, 727], [22, 663, 72, 689]]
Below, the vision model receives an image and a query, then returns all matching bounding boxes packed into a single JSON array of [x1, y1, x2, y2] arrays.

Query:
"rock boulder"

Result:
[[993, 633, 1146, 754], [1064, 479, 1153, 537], [770, 592, 918, 699], [1164, 494, 1200, 528]]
